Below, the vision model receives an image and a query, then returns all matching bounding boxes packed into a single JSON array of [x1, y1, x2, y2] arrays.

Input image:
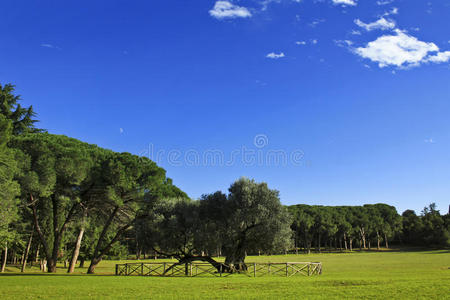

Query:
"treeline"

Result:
[[0, 83, 449, 274], [289, 203, 449, 253]]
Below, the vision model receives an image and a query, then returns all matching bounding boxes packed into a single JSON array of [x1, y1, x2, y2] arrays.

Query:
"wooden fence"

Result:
[[115, 262, 322, 277]]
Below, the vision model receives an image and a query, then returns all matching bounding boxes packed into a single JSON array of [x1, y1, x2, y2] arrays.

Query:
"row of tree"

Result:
[[289, 203, 449, 253], [0, 82, 449, 274]]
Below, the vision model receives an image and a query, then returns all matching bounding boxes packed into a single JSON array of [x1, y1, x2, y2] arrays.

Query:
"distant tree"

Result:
[[289, 205, 315, 253], [420, 203, 449, 247], [401, 210, 423, 245]]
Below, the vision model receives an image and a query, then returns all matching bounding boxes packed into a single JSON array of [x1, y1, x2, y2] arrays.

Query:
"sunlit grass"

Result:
[[1, 250, 449, 299]]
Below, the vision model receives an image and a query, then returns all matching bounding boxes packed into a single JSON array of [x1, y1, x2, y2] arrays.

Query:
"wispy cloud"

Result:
[[295, 41, 307, 45], [424, 138, 435, 144], [354, 29, 450, 68], [40, 43, 61, 50], [266, 52, 285, 59], [309, 19, 325, 27], [354, 17, 396, 31], [382, 7, 398, 17], [209, 1, 252, 19], [376, 0, 394, 5], [335, 40, 353, 47]]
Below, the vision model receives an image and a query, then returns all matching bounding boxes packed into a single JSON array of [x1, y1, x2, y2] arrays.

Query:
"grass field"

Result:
[[1, 250, 449, 299]]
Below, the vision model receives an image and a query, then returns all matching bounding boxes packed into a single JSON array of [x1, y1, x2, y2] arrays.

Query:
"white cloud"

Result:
[[354, 30, 450, 68], [426, 51, 450, 63], [266, 52, 285, 59], [332, 0, 357, 6], [296, 41, 306, 45], [354, 17, 396, 31], [119, 128, 124, 134], [209, 1, 252, 19], [351, 30, 361, 35], [424, 138, 435, 144], [311, 39, 318, 44]]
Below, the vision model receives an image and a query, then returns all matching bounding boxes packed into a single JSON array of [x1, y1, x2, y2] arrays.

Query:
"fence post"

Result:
[[253, 263, 256, 277], [163, 262, 166, 276], [308, 263, 310, 276], [286, 263, 289, 277], [115, 264, 118, 275], [141, 263, 144, 276], [125, 263, 128, 276]]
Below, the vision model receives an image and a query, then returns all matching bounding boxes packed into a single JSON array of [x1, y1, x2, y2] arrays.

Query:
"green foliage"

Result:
[[0, 115, 20, 247], [145, 177, 292, 268], [0, 83, 42, 135], [288, 204, 402, 251]]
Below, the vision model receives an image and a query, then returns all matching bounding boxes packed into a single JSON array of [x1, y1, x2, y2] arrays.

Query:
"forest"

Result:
[[1, 83, 449, 274]]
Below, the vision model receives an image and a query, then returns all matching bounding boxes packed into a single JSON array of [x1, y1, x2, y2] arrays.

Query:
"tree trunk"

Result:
[[79, 257, 85, 268], [318, 234, 321, 253], [34, 244, 39, 263], [136, 249, 141, 260], [384, 233, 389, 249], [21, 232, 33, 272], [30, 194, 77, 273], [359, 227, 366, 249], [344, 233, 348, 250], [68, 211, 86, 273], [87, 222, 132, 274], [87, 257, 102, 274], [47, 258, 57, 273], [349, 238, 353, 251], [40, 259, 47, 272], [376, 231, 380, 250], [304, 233, 311, 254], [1, 244, 7, 272], [163, 255, 226, 275], [224, 250, 247, 272]]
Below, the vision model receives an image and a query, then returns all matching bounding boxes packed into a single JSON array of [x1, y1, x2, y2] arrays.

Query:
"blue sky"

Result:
[[1, 0, 449, 214]]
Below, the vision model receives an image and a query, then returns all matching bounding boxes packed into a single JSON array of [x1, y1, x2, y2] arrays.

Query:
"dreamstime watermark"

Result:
[[139, 134, 308, 167]]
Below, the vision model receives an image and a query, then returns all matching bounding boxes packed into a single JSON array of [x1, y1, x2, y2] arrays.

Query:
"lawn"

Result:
[[0, 250, 449, 299]]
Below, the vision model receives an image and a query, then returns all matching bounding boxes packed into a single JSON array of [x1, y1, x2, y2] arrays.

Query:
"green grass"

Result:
[[1, 250, 449, 299]]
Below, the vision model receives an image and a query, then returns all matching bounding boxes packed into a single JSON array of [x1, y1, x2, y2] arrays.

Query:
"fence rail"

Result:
[[115, 262, 322, 277]]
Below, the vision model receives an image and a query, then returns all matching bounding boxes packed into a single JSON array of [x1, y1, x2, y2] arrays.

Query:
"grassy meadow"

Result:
[[0, 250, 449, 299]]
